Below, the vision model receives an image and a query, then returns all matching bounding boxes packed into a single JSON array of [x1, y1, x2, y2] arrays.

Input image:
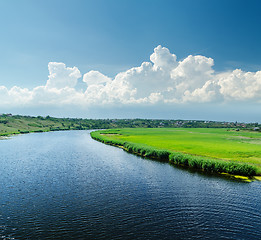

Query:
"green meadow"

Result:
[[91, 128, 261, 176]]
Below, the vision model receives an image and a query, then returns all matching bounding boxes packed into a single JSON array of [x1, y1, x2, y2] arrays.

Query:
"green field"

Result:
[[91, 128, 261, 175], [1, 114, 260, 177]]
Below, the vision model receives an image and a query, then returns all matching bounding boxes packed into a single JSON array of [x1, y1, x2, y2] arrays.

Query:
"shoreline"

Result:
[[90, 130, 259, 181], [1, 129, 259, 181]]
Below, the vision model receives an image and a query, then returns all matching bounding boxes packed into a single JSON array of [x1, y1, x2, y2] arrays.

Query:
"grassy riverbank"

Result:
[[1, 114, 260, 138], [1, 115, 260, 177], [91, 128, 261, 177]]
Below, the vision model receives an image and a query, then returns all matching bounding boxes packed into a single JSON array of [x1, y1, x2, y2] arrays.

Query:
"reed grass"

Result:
[[91, 130, 257, 177]]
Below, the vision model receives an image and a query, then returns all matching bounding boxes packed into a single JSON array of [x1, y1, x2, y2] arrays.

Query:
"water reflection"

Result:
[[0, 131, 260, 239]]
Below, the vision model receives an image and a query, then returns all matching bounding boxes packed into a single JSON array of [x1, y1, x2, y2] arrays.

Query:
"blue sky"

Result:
[[0, 0, 260, 122]]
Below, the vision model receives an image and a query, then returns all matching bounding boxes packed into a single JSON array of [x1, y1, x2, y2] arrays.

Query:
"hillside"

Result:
[[0, 114, 260, 137]]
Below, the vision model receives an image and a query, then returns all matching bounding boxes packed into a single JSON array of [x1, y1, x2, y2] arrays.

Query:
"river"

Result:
[[0, 130, 260, 239]]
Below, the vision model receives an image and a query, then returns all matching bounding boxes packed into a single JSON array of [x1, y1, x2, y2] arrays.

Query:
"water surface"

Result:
[[0, 131, 260, 239]]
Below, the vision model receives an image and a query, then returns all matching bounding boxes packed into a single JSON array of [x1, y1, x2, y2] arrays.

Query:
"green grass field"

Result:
[[0, 116, 70, 136], [93, 128, 261, 175]]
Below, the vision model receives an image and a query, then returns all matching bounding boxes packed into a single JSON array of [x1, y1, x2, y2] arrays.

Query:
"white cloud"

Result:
[[32, 86, 83, 106], [0, 86, 32, 106], [83, 70, 111, 86], [150, 45, 178, 71], [171, 55, 214, 90], [0, 45, 260, 111], [217, 69, 261, 102], [46, 62, 81, 89]]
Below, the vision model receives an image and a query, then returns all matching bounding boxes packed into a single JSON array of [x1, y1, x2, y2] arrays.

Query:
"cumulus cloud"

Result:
[[217, 69, 261, 102], [150, 45, 178, 71], [0, 45, 260, 110], [46, 62, 81, 89], [83, 70, 111, 86]]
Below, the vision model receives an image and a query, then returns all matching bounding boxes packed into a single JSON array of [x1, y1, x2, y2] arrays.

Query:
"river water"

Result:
[[0, 130, 260, 239]]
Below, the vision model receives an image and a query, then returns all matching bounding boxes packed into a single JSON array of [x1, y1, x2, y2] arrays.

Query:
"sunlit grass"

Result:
[[91, 128, 261, 176]]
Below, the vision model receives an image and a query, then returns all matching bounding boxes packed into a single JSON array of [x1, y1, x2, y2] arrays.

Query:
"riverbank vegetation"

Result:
[[1, 114, 260, 177], [90, 128, 261, 177], [0, 114, 260, 137]]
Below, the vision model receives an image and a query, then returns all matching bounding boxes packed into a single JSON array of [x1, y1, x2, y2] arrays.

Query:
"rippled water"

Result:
[[0, 130, 260, 239]]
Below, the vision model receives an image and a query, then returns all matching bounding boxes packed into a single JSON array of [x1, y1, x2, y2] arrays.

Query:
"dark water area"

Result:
[[0, 130, 260, 239]]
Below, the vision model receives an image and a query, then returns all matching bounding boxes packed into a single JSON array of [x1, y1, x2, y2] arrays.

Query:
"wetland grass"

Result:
[[91, 128, 260, 177]]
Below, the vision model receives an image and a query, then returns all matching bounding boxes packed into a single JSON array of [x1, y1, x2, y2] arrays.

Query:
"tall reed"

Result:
[[91, 131, 257, 176]]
